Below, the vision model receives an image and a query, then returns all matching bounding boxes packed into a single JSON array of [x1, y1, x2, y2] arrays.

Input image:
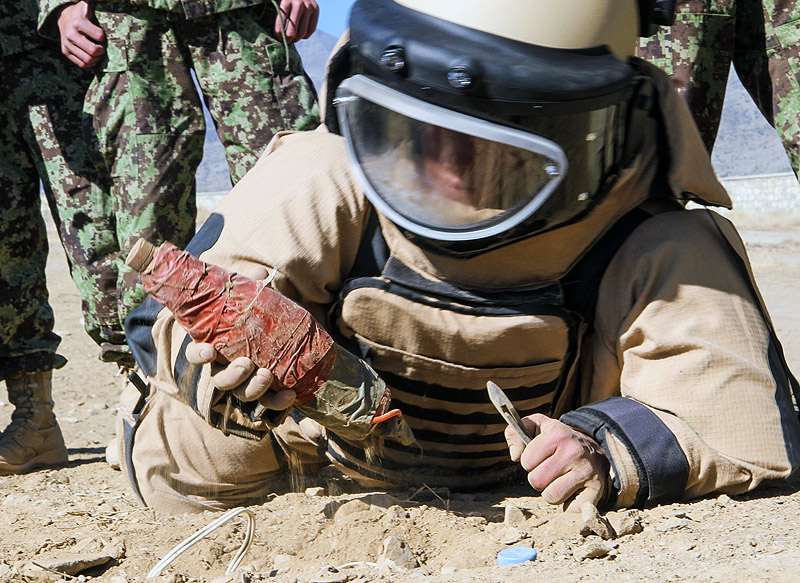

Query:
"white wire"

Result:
[[264, 265, 278, 286], [146, 507, 256, 579]]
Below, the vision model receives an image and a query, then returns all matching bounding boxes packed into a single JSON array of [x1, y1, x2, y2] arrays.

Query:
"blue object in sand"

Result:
[[497, 546, 538, 566]]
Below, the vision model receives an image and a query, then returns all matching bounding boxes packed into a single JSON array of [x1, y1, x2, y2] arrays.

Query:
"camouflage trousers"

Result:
[[0, 46, 97, 381], [76, 3, 320, 356], [638, 0, 800, 179]]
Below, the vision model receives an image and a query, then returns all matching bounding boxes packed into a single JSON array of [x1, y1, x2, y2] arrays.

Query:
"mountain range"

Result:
[[195, 30, 795, 193]]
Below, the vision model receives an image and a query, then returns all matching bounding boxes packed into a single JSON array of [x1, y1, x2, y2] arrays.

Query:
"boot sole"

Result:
[[0, 450, 69, 475]]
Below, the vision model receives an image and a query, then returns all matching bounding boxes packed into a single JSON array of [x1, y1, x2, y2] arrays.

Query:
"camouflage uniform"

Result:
[[638, 0, 800, 179], [38, 0, 320, 361], [0, 2, 97, 381]]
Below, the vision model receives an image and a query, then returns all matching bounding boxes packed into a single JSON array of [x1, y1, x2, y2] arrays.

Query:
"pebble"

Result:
[[655, 518, 691, 533], [501, 527, 527, 545], [503, 504, 526, 525], [610, 510, 644, 537], [573, 541, 619, 561], [305, 487, 326, 497], [273, 554, 295, 570], [332, 499, 371, 519], [580, 502, 616, 540], [714, 494, 732, 508], [377, 535, 418, 570]]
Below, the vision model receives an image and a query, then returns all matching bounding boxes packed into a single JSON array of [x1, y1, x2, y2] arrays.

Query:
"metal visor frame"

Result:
[[335, 75, 569, 243]]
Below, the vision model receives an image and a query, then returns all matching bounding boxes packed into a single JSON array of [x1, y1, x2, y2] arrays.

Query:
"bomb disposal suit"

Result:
[[121, 0, 800, 514]]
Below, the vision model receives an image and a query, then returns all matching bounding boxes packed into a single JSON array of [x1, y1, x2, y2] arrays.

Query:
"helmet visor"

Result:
[[336, 75, 569, 242]]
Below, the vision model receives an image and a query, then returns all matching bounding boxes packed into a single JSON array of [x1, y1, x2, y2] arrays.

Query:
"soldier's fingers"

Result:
[[276, 1, 297, 41], [504, 425, 526, 462], [62, 47, 89, 68], [540, 471, 582, 506], [294, 3, 314, 41], [258, 388, 297, 411], [185, 342, 218, 365], [231, 369, 275, 401], [210, 357, 256, 391], [303, 1, 319, 38], [562, 483, 604, 513], [62, 42, 96, 68], [64, 31, 104, 60], [76, 17, 106, 43]]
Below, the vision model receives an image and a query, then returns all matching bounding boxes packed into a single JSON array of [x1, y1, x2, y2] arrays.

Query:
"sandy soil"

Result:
[[0, 209, 798, 583]]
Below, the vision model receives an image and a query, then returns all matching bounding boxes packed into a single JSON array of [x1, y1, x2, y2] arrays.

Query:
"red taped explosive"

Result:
[[125, 239, 334, 405]]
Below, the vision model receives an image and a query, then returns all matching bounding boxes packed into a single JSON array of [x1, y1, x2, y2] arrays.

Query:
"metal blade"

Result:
[[487, 381, 532, 445]]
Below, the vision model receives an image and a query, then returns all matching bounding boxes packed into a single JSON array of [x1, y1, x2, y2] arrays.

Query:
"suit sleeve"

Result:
[[561, 209, 800, 509]]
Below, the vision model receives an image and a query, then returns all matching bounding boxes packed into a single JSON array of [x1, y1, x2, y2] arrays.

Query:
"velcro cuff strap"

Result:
[[560, 397, 689, 507]]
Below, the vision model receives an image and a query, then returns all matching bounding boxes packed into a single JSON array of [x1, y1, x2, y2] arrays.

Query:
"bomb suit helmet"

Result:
[[333, 0, 676, 256]]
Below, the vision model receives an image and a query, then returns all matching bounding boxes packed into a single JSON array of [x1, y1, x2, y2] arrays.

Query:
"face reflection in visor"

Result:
[[335, 76, 569, 242]]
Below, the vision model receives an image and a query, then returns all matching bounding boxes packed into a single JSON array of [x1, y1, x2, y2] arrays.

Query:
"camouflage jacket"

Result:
[[38, 0, 269, 38], [1, 2, 47, 57]]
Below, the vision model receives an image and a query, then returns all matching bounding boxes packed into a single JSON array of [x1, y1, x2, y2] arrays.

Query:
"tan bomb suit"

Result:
[[121, 62, 800, 514]]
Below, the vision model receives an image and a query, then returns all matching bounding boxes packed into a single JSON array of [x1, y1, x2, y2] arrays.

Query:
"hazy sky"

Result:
[[317, 0, 356, 36]]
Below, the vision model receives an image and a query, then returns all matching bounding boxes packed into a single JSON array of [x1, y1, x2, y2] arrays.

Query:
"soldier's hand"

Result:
[[506, 414, 610, 512], [185, 342, 296, 410], [275, 0, 319, 43], [57, 1, 106, 68]]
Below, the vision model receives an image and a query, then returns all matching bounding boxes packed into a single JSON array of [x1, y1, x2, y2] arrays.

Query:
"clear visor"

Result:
[[335, 76, 569, 242]]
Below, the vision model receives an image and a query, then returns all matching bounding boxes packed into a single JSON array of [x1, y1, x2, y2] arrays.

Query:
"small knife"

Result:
[[487, 381, 533, 445]]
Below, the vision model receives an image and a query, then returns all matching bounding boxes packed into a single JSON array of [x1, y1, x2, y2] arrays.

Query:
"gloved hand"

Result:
[[505, 413, 610, 512], [185, 342, 296, 411]]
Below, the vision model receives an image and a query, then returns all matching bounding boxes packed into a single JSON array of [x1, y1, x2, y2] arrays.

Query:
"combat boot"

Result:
[[0, 370, 68, 474]]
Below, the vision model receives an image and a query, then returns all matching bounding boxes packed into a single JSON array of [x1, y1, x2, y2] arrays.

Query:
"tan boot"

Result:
[[0, 370, 68, 474]]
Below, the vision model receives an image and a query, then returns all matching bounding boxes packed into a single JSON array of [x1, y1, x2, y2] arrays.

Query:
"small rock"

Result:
[[714, 494, 732, 507], [305, 487, 326, 497], [310, 574, 352, 583], [610, 510, 644, 537], [272, 554, 295, 570], [573, 541, 618, 561], [380, 505, 406, 525], [503, 505, 526, 526], [464, 515, 488, 526], [377, 535, 418, 570], [655, 518, 691, 533], [332, 499, 371, 519], [580, 502, 616, 540], [3, 494, 33, 507], [501, 527, 527, 545], [37, 552, 115, 576], [105, 440, 120, 470]]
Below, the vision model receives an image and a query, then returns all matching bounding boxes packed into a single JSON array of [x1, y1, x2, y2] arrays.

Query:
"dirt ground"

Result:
[[1, 209, 799, 583]]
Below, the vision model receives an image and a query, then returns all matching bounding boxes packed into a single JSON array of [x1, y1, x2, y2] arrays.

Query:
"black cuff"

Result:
[[561, 397, 689, 508]]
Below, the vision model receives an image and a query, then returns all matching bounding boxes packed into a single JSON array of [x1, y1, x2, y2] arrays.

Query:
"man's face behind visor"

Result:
[[337, 75, 623, 246]]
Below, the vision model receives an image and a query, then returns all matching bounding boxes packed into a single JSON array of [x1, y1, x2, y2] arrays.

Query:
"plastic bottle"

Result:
[[126, 238, 412, 444]]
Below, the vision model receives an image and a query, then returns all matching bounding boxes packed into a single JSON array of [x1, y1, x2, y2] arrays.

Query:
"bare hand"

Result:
[[506, 413, 610, 512], [185, 342, 296, 410], [57, 1, 106, 68], [275, 0, 319, 43]]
